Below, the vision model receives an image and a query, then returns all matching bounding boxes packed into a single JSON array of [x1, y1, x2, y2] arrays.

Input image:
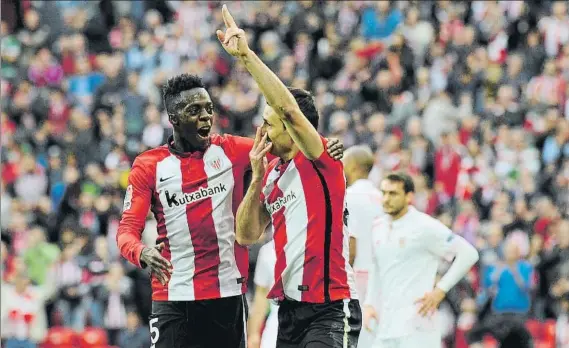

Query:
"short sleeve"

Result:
[[423, 218, 459, 262], [223, 135, 255, 167], [311, 136, 337, 169], [253, 242, 275, 288]]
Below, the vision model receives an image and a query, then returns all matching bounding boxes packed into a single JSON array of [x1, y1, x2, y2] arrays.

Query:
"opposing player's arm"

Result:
[[425, 218, 479, 293], [236, 177, 271, 245]]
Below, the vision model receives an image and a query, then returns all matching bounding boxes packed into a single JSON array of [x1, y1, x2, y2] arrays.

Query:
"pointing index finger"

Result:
[[222, 4, 238, 29]]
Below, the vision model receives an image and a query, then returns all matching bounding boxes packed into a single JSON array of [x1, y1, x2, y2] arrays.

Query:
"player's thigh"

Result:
[[150, 301, 189, 348], [195, 295, 247, 348], [398, 331, 442, 348]]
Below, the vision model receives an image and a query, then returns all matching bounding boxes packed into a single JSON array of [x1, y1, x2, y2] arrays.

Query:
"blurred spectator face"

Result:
[[504, 239, 521, 263], [330, 111, 350, 133], [406, 7, 419, 25], [376, 70, 392, 89], [406, 117, 422, 137], [543, 60, 557, 76], [260, 32, 279, 55], [24, 9, 40, 31], [79, 192, 95, 209], [94, 236, 108, 259], [14, 272, 30, 293], [376, 1, 390, 13], [416, 67, 429, 86], [553, 2, 567, 19], [139, 31, 152, 48], [27, 227, 46, 248], [558, 221, 569, 249], [507, 55, 523, 76], [527, 31, 540, 46], [367, 113, 386, 133], [487, 224, 504, 248]]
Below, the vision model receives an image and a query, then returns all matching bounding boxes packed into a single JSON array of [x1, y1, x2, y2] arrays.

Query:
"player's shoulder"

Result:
[[133, 146, 171, 167], [211, 133, 254, 150]]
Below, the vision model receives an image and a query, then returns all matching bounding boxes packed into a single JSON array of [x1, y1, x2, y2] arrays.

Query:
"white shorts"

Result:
[[372, 331, 441, 348]]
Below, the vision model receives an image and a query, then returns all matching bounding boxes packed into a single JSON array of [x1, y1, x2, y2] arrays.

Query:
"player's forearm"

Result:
[[239, 51, 297, 117], [116, 223, 146, 268], [437, 237, 479, 292], [236, 177, 267, 245]]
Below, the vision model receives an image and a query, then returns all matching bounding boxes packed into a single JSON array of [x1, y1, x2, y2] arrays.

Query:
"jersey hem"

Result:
[[152, 288, 245, 301]]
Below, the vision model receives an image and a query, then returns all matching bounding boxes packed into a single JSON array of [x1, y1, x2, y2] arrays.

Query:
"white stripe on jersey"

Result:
[[203, 144, 242, 297], [156, 155, 196, 300], [273, 160, 308, 301]]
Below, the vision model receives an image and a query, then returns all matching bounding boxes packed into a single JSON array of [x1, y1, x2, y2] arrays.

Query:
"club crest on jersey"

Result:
[[123, 185, 133, 211], [207, 157, 222, 171]]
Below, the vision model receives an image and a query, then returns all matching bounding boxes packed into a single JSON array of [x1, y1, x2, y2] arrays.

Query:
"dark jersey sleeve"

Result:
[[116, 156, 154, 268]]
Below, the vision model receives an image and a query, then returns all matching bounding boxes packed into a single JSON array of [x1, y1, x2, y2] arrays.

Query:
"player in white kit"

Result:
[[364, 173, 479, 348], [343, 145, 383, 348], [248, 238, 278, 348]]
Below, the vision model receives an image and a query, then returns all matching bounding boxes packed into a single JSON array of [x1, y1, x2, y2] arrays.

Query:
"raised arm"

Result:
[[217, 5, 324, 160], [235, 127, 272, 245]]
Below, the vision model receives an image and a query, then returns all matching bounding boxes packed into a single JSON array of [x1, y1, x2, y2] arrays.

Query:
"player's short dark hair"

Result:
[[385, 172, 415, 193], [162, 73, 206, 114], [288, 87, 319, 129]]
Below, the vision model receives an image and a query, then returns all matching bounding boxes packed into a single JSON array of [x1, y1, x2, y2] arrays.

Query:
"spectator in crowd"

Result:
[[1, 1, 568, 346]]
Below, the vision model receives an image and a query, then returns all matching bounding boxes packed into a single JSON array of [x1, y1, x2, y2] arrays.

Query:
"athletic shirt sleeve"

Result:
[[309, 136, 337, 171], [116, 156, 155, 268], [423, 217, 459, 262], [253, 242, 275, 288]]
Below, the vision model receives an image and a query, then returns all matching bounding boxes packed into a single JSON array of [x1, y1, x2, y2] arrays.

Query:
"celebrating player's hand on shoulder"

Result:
[[363, 304, 378, 332], [325, 138, 344, 160], [216, 5, 250, 58], [415, 287, 446, 317], [140, 242, 173, 285], [249, 127, 273, 180]]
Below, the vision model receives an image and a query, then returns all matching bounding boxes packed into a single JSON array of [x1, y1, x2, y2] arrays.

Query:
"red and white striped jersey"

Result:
[[261, 137, 357, 303], [117, 134, 255, 301]]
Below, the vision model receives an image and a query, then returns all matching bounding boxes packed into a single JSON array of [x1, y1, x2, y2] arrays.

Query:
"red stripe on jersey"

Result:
[[150, 189, 171, 301], [231, 163, 248, 293], [295, 158, 327, 302], [267, 184, 288, 301], [180, 159, 221, 299]]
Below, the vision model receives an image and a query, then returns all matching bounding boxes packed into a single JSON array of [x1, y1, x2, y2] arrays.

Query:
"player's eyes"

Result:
[[205, 105, 214, 113]]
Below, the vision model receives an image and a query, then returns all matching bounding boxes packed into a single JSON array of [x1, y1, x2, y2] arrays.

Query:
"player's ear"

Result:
[[169, 113, 179, 126]]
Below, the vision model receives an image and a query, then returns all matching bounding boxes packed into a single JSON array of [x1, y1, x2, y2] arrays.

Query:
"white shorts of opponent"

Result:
[[260, 304, 278, 348]]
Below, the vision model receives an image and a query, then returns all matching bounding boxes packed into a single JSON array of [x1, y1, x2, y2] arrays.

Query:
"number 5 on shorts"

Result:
[[150, 317, 160, 347]]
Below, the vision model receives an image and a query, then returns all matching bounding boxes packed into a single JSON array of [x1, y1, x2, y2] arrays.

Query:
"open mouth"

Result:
[[197, 126, 211, 138]]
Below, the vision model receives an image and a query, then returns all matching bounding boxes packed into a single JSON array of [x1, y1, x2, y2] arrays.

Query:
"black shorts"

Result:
[[277, 298, 361, 348], [149, 295, 247, 348]]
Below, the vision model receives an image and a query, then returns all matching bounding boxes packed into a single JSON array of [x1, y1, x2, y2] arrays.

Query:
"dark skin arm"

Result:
[[140, 242, 172, 285]]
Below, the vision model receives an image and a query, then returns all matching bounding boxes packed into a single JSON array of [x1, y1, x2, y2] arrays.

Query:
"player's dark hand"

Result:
[[216, 5, 250, 58], [250, 127, 272, 180], [140, 243, 173, 285], [326, 138, 344, 160]]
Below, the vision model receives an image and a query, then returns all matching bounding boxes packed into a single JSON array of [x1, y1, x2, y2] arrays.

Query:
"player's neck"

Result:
[[279, 146, 298, 162], [172, 132, 201, 153], [391, 205, 409, 221], [347, 173, 368, 186]]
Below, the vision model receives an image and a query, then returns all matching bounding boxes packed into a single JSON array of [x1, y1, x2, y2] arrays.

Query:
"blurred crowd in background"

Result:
[[1, 0, 568, 347]]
